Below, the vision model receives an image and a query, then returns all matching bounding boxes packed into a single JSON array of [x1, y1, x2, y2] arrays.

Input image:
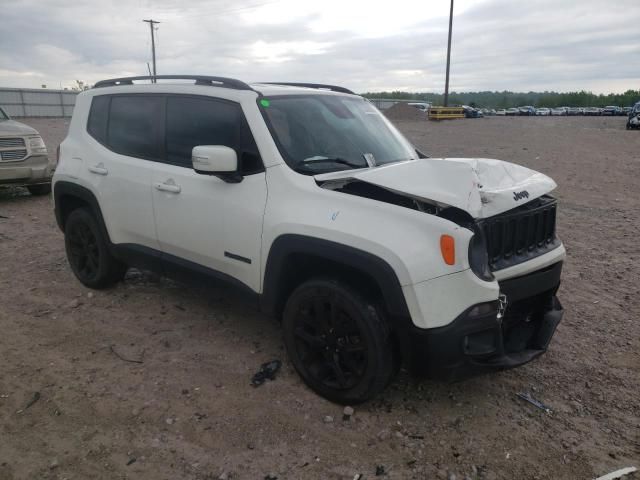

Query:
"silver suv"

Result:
[[0, 107, 53, 195]]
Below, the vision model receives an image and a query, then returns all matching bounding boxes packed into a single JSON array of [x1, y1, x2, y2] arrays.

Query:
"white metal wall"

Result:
[[0, 88, 78, 117]]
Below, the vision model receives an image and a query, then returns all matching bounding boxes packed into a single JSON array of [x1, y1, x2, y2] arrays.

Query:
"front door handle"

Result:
[[88, 163, 108, 175], [155, 180, 181, 194]]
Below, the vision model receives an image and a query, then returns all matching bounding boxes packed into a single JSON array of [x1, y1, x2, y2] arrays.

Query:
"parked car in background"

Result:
[[506, 108, 519, 116], [602, 106, 621, 116], [535, 108, 550, 116], [627, 102, 640, 130], [518, 106, 536, 116], [462, 106, 483, 118], [0, 106, 53, 195], [408, 102, 430, 113], [566, 107, 582, 115], [584, 107, 601, 116], [495, 109, 506, 116], [623, 107, 632, 115], [550, 108, 565, 116]]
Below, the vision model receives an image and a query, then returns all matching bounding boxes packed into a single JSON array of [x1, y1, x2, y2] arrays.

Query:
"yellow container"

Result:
[[428, 106, 465, 120]]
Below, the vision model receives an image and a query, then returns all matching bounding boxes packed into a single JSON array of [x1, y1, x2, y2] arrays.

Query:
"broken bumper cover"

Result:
[[404, 261, 564, 380]]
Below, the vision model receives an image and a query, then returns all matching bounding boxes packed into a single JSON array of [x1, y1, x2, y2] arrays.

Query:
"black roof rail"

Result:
[[259, 82, 355, 95], [93, 75, 254, 91]]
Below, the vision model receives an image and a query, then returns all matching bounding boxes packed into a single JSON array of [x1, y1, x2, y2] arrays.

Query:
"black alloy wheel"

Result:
[[283, 279, 395, 404], [67, 220, 100, 280], [64, 208, 127, 288]]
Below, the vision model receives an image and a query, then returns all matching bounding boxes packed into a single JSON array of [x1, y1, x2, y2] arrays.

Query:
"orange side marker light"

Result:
[[440, 235, 456, 265]]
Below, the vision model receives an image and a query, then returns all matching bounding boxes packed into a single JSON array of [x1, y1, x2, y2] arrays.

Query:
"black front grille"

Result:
[[480, 195, 559, 271]]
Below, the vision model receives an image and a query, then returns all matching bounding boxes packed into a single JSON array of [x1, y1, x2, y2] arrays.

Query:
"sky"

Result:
[[1, 0, 639, 93]]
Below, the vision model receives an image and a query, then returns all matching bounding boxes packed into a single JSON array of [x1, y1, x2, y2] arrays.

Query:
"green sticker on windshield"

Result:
[[260, 99, 270, 107]]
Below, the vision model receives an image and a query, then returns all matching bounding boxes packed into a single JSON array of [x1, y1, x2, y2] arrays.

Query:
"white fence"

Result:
[[0, 87, 78, 117]]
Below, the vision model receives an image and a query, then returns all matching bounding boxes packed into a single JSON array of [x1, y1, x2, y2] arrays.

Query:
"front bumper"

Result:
[[0, 154, 53, 186], [402, 261, 564, 380]]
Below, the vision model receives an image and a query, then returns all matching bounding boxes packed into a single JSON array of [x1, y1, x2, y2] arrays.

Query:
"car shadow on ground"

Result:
[[122, 267, 515, 409], [0, 185, 35, 202]]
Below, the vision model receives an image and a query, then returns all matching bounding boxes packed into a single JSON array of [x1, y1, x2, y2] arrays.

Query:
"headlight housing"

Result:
[[468, 227, 494, 281], [28, 135, 48, 154]]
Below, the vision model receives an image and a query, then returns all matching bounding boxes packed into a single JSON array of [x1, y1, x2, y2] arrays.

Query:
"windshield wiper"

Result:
[[300, 156, 365, 168], [300, 157, 367, 168]]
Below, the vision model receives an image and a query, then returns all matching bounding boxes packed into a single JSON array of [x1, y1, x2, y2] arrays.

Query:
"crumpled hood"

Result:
[[315, 157, 557, 218], [0, 120, 38, 136]]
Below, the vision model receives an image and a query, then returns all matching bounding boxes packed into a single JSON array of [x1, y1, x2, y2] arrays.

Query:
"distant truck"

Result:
[[0, 106, 54, 195]]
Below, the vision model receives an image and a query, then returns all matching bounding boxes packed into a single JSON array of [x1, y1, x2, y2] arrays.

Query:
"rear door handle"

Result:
[[155, 180, 181, 194], [88, 163, 108, 175]]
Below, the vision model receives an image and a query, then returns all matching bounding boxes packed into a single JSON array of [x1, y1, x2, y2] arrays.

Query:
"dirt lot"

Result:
[[1, 116, 638, 480]]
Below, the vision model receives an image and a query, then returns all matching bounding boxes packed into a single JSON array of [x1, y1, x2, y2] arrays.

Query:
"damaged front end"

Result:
[[316, 159, 565, 379], [406, 262, 564, 380], [316, 157, 562, 276]]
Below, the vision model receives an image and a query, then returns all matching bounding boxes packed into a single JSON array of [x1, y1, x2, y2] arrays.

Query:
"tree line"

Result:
[[361, 90, 640, 108]]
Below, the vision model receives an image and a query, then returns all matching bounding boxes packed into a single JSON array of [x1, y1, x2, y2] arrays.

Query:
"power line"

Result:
[[143, 19, 160, 82]]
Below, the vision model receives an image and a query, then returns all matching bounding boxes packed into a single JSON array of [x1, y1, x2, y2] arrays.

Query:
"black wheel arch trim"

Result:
[[53, 181, 112, 242], [261, 234, 411, 322]]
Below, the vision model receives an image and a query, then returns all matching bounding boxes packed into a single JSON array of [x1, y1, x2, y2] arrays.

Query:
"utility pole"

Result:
[[443, 0, 454, 106], [143, 19, 160, 82]]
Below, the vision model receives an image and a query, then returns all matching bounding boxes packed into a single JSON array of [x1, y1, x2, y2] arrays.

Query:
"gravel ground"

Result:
[[0, 116, 638, 480]]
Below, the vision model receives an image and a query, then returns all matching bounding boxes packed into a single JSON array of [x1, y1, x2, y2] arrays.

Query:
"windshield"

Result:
[[259, 95, 417, 174]]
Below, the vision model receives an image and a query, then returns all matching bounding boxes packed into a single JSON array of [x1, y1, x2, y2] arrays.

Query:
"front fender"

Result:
[[261, 234, 411, 320]]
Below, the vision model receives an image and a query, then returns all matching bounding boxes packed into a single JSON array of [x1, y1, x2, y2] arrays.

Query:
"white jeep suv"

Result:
[[53, 76, 565, 403]]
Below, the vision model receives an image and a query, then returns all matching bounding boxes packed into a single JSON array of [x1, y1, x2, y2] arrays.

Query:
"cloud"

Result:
[[0, 0, 638, 93]]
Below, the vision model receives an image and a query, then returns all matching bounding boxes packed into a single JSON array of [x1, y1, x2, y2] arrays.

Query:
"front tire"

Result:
[[64, 208, 127, 289], [282, 278, 396, 404], [27, 184, 51, 196]]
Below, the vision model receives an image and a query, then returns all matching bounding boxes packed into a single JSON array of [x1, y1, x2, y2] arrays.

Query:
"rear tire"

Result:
[[27, 184, 51, 196], [64, 208, 127, 289], [282, 278, 396, 404]]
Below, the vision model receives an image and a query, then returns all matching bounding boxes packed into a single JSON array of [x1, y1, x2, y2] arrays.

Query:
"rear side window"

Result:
[[85, 93, 263, 173], [87, 96, 109, 144], [108, 96, 162, 160], [166, 96, 239, 167]]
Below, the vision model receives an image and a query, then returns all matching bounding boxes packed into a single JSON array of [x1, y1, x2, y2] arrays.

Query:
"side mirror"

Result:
[[415, 148, 429, 159], [192, 145, 242, 183]]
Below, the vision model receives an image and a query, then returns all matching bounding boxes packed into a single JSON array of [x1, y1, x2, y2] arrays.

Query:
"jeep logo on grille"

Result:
[[513, 190, 530, 201]]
